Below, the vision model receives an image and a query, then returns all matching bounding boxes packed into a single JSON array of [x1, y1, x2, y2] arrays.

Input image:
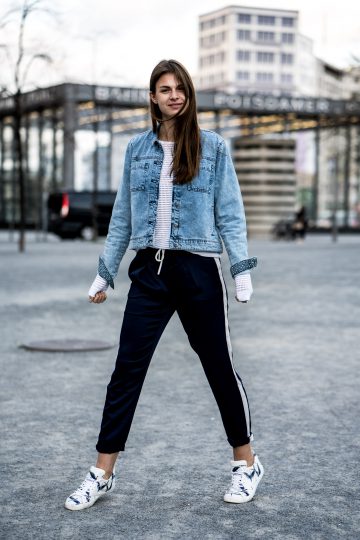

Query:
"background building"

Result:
[[198, 4, 360, 235], [1, 4, 360, 234], [198, 5, 301, 95], [232, 137, 296, 235]]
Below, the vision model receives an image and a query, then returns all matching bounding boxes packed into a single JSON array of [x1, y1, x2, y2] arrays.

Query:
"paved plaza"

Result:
[[0, 232, 359, 539]]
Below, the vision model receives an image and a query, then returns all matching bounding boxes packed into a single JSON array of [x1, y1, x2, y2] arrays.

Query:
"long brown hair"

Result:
[[149, 59, 201, 185]]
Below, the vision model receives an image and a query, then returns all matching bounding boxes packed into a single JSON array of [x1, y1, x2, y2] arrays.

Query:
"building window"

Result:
[[201, 20, 212, 30], [257, 31, 275, 42], [238, 13, 251, 23], [237, 29, 251, 40], [281, 73, 293, 84], [201, 52, 226, 66], [258, 15, 275, 25], [256, 72, 274, 82], [282, 33, 294, 44], [201, 32, 226, 48], [282, 17, 294, 27], [237, 71, 250, 81], [257, 51, 274, 63], [281, 53, 293, 65], [237, 50, 251, 62]]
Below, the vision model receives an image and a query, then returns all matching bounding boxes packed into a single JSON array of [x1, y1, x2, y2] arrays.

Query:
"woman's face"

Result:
[[150, 73, 186, 120]]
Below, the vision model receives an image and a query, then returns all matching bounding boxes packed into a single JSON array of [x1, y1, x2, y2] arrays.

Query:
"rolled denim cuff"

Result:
[[98, 257, 114, 289], [230, 257, 257, 278]]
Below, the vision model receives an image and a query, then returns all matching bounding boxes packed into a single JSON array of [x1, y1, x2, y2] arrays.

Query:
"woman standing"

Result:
[[65, 59, 263, 510]]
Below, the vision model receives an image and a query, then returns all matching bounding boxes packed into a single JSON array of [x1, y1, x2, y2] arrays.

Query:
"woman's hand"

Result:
[[89, 291, 107, 304], [88, 274, 109, 303]]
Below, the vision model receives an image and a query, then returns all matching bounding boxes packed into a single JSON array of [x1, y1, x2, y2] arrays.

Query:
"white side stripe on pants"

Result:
[[214, 258, 251, 439]]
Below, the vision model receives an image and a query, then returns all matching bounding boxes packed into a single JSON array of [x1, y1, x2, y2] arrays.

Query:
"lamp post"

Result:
[[330, 151, 339, 243]]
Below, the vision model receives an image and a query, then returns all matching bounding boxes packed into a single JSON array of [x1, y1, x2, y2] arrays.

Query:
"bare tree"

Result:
[[0, 0, 54, 252]]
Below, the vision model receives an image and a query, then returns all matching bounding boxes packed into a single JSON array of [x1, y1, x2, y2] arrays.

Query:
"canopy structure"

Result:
[[1, 83, 359, 228]]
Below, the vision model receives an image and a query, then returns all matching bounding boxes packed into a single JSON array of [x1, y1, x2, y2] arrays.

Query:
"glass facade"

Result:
[[0, 86, 150, 228], [0, 107, 64, 228], [1, 121, 17, 226]]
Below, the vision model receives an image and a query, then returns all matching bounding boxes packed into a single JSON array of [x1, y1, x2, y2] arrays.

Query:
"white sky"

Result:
[[1, 0, 360, 90]]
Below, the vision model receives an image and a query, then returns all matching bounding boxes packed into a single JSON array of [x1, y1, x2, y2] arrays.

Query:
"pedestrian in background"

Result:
[[292, 205, 308, 242], [65, 59, 263, 511]]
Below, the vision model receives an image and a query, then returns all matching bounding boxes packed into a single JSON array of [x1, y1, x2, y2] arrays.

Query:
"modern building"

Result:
[[198, 5, 302, 95], [232, 137, 296, 235], [198, 5, 349, 99], [198, 5, 360, 234]]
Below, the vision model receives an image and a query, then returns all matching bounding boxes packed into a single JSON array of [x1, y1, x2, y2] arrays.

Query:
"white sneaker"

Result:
[[64, 466, 115, 511], [224, 454, 264, 503]]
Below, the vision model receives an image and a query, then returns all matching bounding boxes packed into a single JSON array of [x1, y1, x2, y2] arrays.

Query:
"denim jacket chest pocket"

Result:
[[187, 156, 215, 193], [130, 158, 150, 191]]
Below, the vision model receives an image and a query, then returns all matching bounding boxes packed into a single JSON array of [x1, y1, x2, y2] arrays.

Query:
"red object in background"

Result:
[[60, 193, 69, 217]]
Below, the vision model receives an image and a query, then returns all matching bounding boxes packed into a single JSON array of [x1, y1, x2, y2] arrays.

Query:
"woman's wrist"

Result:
[[88, 274, 109, 297], [235, 273, 253, 303]]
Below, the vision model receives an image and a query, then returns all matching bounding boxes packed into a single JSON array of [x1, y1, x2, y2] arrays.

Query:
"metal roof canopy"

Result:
[[1, 83, 360, 121]]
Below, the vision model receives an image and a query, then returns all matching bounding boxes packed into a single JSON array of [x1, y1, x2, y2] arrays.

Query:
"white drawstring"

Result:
[[155, 248, 165, 275]]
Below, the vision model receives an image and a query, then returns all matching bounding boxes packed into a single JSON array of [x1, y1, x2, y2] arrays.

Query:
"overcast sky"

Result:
[[1, 0, 360, 90]]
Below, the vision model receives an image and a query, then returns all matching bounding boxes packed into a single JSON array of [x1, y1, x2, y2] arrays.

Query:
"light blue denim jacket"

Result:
[[98, 129, 257, 288]]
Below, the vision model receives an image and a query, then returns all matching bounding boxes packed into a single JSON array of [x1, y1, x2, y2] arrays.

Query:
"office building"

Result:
[[198, 5, 360, 234]]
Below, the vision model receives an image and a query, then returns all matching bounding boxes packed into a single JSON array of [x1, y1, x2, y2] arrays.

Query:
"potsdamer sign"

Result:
[[0, 83, 360, 118], [211, 92, 360, 115], [93, 86, 360, 116]]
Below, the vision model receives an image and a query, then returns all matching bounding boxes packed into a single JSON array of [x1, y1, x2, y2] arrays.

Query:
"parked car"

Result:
[[47, 190, 117, 239]]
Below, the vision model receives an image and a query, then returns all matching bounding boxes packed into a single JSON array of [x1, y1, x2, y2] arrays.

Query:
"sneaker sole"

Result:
[[223, 491, 256, 504], [64, 492, 103, 511]]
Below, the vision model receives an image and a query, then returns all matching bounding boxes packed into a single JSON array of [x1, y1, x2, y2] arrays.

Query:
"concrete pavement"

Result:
[[0, 233, 359, 539]]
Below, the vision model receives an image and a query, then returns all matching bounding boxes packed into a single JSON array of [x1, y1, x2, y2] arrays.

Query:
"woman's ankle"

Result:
[[233, 443, 254, 466], [96, 451, 119, 478]]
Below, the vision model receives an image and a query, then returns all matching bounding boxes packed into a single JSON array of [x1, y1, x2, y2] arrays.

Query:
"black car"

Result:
[[47, 190, 116, 239]]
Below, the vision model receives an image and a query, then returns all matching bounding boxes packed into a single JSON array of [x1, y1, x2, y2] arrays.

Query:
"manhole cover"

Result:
[[20, 339, 114, 352]]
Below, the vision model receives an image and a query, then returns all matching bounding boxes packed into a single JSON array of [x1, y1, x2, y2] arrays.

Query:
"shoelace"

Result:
[[74, 474, 98, 497], [155, 248, 165, 275], [230, 465, 249, 493]]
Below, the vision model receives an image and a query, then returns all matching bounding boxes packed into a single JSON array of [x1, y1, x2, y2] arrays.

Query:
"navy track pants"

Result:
[[96, 249, 252, 453]]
